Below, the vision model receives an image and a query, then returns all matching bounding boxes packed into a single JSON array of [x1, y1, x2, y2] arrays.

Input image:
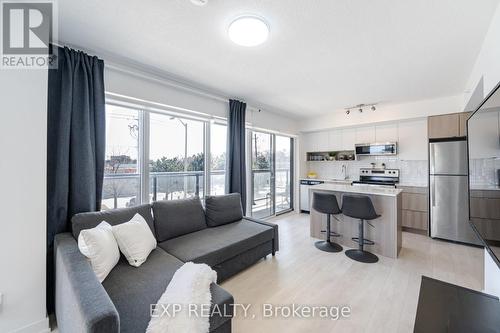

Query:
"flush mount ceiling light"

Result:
[[228, 16, 269, 47]]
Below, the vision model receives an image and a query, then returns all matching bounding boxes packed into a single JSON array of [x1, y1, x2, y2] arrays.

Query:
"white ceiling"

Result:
[[58, 0, 499, 118]]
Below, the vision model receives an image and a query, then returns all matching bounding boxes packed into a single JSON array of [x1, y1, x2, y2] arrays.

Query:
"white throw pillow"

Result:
[[112, 213, 157, 267], [78, 221, 120, 282]]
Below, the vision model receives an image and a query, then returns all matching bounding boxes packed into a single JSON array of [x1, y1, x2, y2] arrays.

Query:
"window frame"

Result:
[[104, 100, 228, 208], [104, 98, 296, 214], [247, 128, 295, 217]]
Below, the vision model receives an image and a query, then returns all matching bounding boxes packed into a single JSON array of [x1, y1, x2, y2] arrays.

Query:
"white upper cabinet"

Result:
[[341, 128, 356, 150], [468, 110, 500, 159], [355, 126, 376, 144], [307, 131, 328, 151], [375, 123, 398, 142], [328, 129, 343, 151], [300, 133, 313, 156], [398, 119, 428, 160]]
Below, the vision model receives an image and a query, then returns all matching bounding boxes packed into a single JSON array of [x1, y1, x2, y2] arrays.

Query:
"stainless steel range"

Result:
[[351, 168, 400, 188]]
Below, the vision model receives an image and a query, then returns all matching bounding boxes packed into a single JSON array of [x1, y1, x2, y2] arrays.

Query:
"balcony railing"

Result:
[[101, 168, 291, 214], [251, 168, 291, 217], [102, 170, 225, 210]]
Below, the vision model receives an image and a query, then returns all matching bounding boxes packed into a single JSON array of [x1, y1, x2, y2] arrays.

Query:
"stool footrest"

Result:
[[321, 230, 341, 237], [351, 237, 375, 245]]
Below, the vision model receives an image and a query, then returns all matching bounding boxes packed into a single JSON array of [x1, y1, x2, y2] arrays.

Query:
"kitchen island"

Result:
[[310, 183, 403, 259]]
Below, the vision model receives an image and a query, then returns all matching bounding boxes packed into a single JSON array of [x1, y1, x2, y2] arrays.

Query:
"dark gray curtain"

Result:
[[46, 46, 105, 312], [226, 99, 247, 214]]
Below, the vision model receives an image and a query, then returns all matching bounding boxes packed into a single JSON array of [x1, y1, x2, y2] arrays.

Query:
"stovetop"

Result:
[[351, 180, 397, 188], [354, 168, 400, 188]]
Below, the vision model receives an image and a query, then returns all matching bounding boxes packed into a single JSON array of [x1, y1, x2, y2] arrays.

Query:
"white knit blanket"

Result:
[[146, 262, 217, 333]]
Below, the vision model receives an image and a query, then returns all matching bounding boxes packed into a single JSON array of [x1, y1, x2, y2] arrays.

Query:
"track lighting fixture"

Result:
[[345, 103, 378, 116]]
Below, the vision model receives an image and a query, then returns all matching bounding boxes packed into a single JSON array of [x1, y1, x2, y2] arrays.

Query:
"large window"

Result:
[[102, 103, 292, 216], [149, 113, 205, 201], [102, 105, 141, 209], [102, 104, 230, 210], [210, 123, 227, 195]]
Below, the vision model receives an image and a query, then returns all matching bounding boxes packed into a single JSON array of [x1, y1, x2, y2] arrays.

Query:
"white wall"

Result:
[[105, 67, 300, 135], [0, 70, 48, 332], [298, 94, 462, 132], [465, 3, 500, 107]]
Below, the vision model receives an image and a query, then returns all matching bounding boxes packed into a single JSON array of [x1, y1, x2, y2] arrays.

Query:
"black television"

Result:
[[467, 80, 500, 268]]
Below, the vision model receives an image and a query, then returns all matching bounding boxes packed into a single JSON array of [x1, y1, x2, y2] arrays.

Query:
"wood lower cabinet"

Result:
[[402, 192, 427, 211], [402, 210, 428, 230], [470, 190, 500, 240], [470, 197, 500, 220], [470, 190, 500, 220], [399, 186, 429, 232]]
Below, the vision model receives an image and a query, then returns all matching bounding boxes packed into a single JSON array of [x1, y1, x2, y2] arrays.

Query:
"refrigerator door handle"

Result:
[[431, 178, 436, 207], [429, 143, 435, 174]]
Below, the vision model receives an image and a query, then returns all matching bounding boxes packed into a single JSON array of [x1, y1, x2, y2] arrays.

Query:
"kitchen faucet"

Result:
[[341, 164, 348, 180]]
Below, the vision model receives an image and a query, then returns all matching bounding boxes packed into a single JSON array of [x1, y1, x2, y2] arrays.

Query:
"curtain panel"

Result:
[[46, 46, 105, 312], [226, 99, 247, 214]]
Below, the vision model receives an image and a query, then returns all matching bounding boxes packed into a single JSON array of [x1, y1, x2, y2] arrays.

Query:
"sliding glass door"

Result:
[[275, 135, 293, 214], [251, 132, 274, 218], [250, 131, 293, 218]]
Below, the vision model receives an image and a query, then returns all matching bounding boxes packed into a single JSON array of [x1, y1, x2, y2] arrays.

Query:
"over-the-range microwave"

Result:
[[355, 142, 398, 156]]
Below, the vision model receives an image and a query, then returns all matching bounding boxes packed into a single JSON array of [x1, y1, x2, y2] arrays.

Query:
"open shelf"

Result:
[[306, 150, 356, 161]]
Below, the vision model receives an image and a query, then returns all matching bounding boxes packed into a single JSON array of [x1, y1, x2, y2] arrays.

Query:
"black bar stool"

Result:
[[312, 192, 343, 252], [341, 195, 380, 263]]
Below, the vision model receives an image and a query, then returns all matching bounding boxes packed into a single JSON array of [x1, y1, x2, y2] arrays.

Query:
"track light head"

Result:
[[346, 109, 350, 115], [371, 105, 376, 111], [190, 0, 208, 6], [358, 108, 363, 113]]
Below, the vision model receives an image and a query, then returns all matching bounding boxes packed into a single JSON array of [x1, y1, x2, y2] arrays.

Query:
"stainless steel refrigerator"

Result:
[[429, 139, 481, 245]]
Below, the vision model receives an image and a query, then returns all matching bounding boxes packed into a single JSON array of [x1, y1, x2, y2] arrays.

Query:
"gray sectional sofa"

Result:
[[54, 193, 278, 333]]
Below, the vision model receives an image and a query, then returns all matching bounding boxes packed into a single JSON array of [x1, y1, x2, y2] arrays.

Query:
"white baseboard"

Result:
[[10, 317, 50, 333]]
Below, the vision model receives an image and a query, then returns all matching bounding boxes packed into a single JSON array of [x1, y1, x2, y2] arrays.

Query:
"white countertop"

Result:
[[301, 178, 427, 188], [310, 183, 403, 197], [396, 182, 427, 188], [300, 178, 352, 184], [470, 185, 500, 191]]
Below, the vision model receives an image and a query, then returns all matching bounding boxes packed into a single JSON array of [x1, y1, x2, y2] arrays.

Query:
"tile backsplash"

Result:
[[469, 158, 500, 186], [306, 157, 500, 187], [306, 157, 428, 186]]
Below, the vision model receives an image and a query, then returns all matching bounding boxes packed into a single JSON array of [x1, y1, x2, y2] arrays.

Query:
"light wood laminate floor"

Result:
[[221, 213, 483, 333]]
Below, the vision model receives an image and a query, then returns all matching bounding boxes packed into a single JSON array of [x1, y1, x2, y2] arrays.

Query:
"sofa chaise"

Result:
[[54, 193, 279, 333]]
